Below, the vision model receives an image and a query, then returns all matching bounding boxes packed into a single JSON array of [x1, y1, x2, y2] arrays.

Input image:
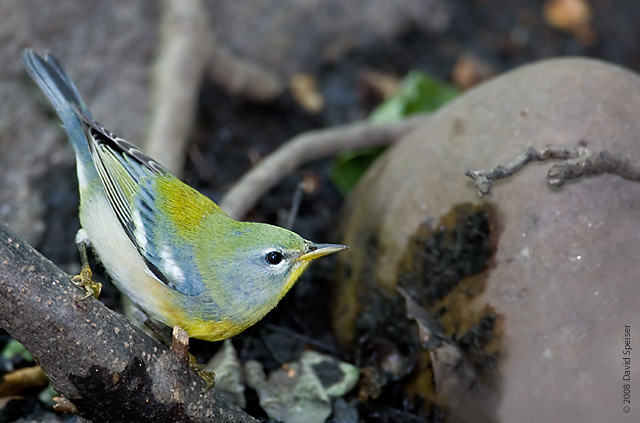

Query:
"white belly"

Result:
[[78, 188, 178, 325]]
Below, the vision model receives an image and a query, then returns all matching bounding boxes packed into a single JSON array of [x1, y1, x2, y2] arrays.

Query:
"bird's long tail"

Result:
[[22, 49, 93, 164]]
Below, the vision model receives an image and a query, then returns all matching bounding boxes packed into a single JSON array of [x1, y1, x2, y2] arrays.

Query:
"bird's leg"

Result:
[[71, 236, 101, 301], [171, 326, 216, 390]]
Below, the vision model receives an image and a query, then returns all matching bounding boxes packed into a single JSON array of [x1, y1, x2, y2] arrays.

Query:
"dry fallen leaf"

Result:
[[0, 365, 48, 397], [543, 0, 596, 44], [53, 396, 80, 414], [360, 70, 401, 100], [398, 288, 497, 422], [290, 73, 325, 114], [452, 52, 496, 90]]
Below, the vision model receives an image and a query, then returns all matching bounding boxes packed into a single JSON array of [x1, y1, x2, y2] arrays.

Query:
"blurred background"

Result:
[[1, 1, 639, 422]]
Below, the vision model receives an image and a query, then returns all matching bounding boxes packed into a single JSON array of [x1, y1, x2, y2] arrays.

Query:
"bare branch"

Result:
[[547, 149, 640, 186], [144, 0, 284, 177], [143, 0, 211, 176], [0, 221, 256, 423], [466, 145, 640, 196], [221, 115, 427, 220]]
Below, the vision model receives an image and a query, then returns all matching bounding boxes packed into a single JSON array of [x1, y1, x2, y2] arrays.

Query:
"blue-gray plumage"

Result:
[[23, 49, 347, 341]]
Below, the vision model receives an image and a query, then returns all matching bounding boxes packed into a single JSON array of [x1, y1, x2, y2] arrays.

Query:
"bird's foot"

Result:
[[71, 263, 102, 300]]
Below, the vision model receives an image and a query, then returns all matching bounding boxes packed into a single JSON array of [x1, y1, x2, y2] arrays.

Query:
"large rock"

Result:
[[334, 58, 640, 422]]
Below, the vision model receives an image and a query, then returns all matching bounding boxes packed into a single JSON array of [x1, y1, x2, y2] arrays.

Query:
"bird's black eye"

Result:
[[266, 251, 283, 265]]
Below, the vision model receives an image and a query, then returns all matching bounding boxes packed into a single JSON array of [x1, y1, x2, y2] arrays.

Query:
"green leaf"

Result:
[[369, 71, 459, 123], [39, 385, 60, 406], [330, 147, 386, 195], [331, 71, 458, 194], [2, 339, 34, 362]]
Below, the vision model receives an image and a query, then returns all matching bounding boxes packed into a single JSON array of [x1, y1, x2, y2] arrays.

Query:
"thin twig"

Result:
[[171, 326, 191, 366], [285, 181, 304, 230], [465, 145, 640, 197], [547, 149, 640, 185], [221, 115, 427, 220]]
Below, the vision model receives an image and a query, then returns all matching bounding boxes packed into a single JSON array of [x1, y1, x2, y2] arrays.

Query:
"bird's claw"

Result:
[[71, 264, 102, 301]]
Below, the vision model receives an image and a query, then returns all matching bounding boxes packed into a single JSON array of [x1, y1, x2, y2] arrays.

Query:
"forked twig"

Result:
[[466, 145, 640, 196]]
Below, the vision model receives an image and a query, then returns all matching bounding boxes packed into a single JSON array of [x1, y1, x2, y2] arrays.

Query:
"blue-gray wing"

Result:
[[80, 111, 205, 296]]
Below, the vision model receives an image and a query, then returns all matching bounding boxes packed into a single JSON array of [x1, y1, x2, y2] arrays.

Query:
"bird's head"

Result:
[[209, 221, 347, 323]]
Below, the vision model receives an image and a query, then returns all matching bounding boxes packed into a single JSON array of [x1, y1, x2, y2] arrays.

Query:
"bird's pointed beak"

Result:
[[298, 243, 348, 262]]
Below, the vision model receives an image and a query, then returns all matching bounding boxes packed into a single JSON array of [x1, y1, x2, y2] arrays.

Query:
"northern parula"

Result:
[[22, 49, 347, 342]]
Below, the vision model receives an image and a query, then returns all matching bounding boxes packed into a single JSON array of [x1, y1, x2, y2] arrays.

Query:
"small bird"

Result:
[[22, 49, 346, 342]]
